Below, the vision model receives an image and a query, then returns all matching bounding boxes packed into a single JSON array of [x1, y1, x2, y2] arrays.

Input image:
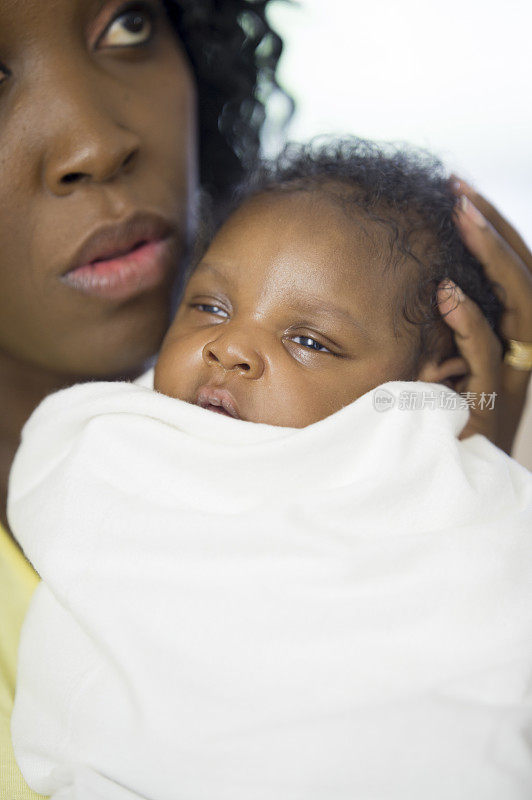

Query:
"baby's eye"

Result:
[[291, 336, 331, 353], [0, 62, 10, 86], [193, 304, 229, 319], [98, 3, 155, 48]]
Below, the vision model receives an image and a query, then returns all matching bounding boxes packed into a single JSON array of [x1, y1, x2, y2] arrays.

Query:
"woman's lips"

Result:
[[196, 387, 241, 420], [61, 212, 179, 301], [62, 238, 175, 301]]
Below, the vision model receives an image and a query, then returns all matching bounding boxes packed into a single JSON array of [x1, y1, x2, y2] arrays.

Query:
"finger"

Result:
[[450, 176, 532, 270], [439, 356, 469, 377], [437, 281, 501, 444], [439, 278, 531, 451], [438, 357, 470, 392], [436, 280, 502, 387], [452, 197, 532, 340]]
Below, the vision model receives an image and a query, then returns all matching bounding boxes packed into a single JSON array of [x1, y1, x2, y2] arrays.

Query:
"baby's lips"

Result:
[[195, 386, 241, 419]]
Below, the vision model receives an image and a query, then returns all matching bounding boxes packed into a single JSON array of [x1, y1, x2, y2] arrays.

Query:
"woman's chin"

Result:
[[16, 292, 172, 380]]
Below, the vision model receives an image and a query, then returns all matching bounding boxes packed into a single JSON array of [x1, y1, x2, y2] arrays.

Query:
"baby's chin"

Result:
[[153, 382, 287, 427], [152, 369, 361, 429]]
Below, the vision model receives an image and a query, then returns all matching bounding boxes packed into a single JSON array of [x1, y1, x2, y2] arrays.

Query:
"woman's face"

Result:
[[0, 0, 197, 377]]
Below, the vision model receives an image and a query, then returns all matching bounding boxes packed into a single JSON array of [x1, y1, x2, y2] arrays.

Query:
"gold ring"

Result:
[[504, 339, 532, 371]]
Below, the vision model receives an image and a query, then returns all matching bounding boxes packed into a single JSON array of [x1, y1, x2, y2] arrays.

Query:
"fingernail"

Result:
[[437, 280, 465, 304], [457, 195, 488, 228], [437, 280, 455, 303], [454, 284, 466, 302], [448, 174, 462, 193]]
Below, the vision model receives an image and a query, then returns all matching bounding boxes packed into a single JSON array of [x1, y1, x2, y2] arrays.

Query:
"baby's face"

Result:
[[155, 191, 420, 427]]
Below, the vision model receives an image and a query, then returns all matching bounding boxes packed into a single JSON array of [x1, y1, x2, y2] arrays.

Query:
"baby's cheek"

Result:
[[273, 379, 344, 427], [154, 334, 202, 400]]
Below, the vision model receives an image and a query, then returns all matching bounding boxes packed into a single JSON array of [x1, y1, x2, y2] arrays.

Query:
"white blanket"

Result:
[[7, 377, 532, 800]]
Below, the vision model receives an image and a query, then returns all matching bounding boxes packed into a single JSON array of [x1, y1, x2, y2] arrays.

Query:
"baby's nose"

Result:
[[202, 333, 265, 379]]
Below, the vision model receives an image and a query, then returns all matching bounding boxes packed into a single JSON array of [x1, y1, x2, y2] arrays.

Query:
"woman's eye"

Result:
[[193, 304, 229, 319], [98, 4, 155, 48], [291, 336, 331, 353]]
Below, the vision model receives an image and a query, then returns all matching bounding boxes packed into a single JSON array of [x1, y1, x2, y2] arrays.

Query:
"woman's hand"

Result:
[[436, 178, 532, 453]]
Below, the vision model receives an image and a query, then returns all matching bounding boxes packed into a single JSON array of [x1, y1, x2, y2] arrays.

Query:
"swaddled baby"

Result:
[[8, 140, 532, 800]]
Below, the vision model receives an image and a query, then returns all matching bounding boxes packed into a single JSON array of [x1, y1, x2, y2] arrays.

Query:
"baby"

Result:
[[8, 140, 532, 800], [153, 139, 503, 425]]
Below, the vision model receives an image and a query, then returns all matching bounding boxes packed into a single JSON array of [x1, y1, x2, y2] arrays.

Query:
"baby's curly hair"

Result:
[[211, 137, 506, 367], [162, 0, 292, 202]]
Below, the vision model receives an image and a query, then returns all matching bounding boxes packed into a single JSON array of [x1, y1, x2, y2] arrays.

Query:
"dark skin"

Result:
[[443, 182, 532, 450], [1, 0, 531, 532], [156, 192, 410, 424], [155, 191, 461, 425], [0, 0, 197, 529]]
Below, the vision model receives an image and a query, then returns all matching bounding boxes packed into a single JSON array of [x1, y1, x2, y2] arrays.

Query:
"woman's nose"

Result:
[[202, 332, 265, 380], [41, 76, 141, 195]]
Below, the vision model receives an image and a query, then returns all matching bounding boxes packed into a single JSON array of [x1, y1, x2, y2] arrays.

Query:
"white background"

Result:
[[264, 0, 531, 243], [263, 0, 532, 467]]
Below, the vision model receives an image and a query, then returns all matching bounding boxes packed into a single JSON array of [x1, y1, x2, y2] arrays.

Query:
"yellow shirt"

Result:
[[0, 523, 45, 800]]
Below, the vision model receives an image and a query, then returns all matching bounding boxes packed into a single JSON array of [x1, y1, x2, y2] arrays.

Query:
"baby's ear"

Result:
[[416, 355, 469, 391]]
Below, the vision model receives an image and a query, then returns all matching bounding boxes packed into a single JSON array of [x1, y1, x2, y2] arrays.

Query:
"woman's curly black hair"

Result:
[[162, 0, 292, 202], [208, 137, 506, 367]]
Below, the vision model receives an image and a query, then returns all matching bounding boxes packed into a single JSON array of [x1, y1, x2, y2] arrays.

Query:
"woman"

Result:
[[1, 1, 531, 797]]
